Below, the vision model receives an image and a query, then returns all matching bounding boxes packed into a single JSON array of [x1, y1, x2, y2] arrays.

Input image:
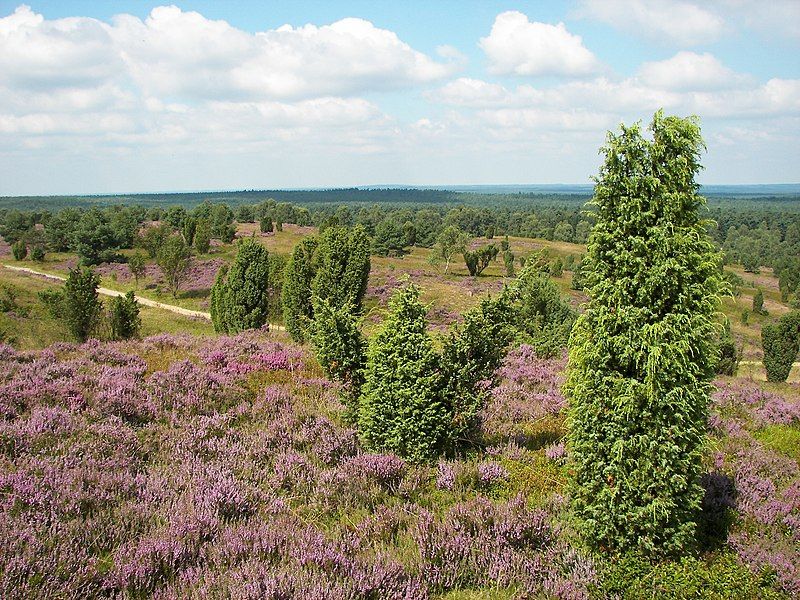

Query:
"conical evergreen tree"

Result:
[[282, 237, 318, 342], [219, 239, 271, 333], [358, 285, 448, 463], [565, 111, 722, 555]]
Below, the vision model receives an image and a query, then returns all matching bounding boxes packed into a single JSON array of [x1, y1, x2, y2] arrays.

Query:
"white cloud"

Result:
[[577, 0, 726, 46], [637, 52, 751, 91], [479, 11, 600, 77]]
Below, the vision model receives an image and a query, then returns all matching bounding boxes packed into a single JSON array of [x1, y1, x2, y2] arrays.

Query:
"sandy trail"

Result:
[[4, 264, 212, 320]]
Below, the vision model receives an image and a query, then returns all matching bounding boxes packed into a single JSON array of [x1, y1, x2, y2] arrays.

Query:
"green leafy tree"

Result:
[[156, 236, 192, 298], [63, 267, 102, 342], [358, 285, 448, 462], [128, 252, 147, 288], [109, 291, 141, 340], [182, 217, 197, 246], [310, 297, 367, 420], [275, 219, 283, 232], [194, 218, 211, 254], [429, 226, 468, 274], [565, 111, 722, 555], [553, 220, 574, 242], [762, 311, 800, 382], [260, 216, 273, 233], [210, 239, 271, 333], [30, 245, 45, 262], [140, 223, 173, 259], [11, 239, 26, 260], [550, 257, 564, 277], [70, 208, 119, 265], [372, 218, 406, 256]]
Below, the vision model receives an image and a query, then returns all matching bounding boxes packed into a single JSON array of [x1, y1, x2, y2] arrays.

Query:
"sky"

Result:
[[0, 1, 798, 195]]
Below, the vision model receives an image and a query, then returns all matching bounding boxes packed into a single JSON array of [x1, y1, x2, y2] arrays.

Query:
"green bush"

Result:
[[194, 218, 211, 254], [63, 267, 102, 342], [762, 311, 800, 382], [565, 111, 722, 555], [310, 297, 367, 420], [11, 239, 26, 260], [282, 237, 318, 342], [30, 245, 45, 262], [210, 239, 271, 333], [463, 244, 498, 276], [510, 264, 575, 358], [156, 236, 192, 298], [752, 288, 767, 315], [109, 291, 141, 340], [503, 250, 515, 277], [358, 285, 448, 463], [715, 318, 739, 376]]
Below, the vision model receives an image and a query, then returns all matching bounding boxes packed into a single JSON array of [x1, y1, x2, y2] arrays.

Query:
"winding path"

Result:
[[3, 264, 211, 320]]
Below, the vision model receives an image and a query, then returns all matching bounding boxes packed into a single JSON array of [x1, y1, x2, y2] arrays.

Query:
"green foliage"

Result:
[[741, 309, 749, 325], [599, 552, 785, 600], [553, 220, 574, 242], [715, 318, 739, 376], [109, 291, 141, 340], [71, 208, 121, 265], [429, 226, 469, 273], [463, 244, 498, 276], [156, 236, 192, 298], [372, 218, 406, 256], [310, 297, 367, 419], [565, 111, 722, 556], [194, 218, 211, 254], [358, 285, 448, 463], [140, 223, 173, 259], [260, 216, 273, 233], [503, 250, 515, 277], [508, 264, 575, 358], [11, 239, 26, 260], [210, 239, 271, 333], [762, 311, 800, 382], [282, 237, 318, 342], [752, 288, 767, 315], [63, 267, 102, 342], [37, 289, 64, 318], [275, 219, 283, 232], [182, 216, 197, 246], [312, 225, 371, 310], [209, 264, 229, 334], [571, 256, 586, 290], [438, 293, 515, 448], [30, 245, 45, 262], [127, 252, 147, 287], [549, 257, 563, 277]]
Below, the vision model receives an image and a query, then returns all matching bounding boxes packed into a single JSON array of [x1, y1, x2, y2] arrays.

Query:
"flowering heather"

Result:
[[0, 330, 797, 597]]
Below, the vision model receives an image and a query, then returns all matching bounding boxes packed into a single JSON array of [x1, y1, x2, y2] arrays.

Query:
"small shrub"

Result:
[[762, 311, 800, 382], [63, 267, 102, 342], [752, 288, 767, 315], [109, 291, 141, 340], [11, 239, 26, 260], [30, 245, 45, 262]]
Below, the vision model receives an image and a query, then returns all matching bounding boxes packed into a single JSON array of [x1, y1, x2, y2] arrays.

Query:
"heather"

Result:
[[0, 329, 795, 598]]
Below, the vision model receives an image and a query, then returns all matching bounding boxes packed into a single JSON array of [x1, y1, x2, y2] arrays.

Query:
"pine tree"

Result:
[[358, 285, 448, 462], [565, 111, 722, 555]]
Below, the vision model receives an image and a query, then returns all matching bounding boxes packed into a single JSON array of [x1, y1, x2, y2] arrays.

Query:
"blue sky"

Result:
[[0, 1, 798, 194]]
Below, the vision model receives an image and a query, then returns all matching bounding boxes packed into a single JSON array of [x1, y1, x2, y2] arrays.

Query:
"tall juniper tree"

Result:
[[565, 111, 722, 555], [210, 238, 271, 334]]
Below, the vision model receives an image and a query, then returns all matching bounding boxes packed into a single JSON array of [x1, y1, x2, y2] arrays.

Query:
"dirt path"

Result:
[[4, 264, 212, 320]]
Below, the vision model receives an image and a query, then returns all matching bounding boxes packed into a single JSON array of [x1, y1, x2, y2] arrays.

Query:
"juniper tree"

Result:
[[358, 284, 448, 463], [565, 111, 722, 555], [109, 291, 141, 340], [210, 239, 271, 334], [762, 311, 800, 382], [63, 267, 102, 342], [282, 237, 319, 342]]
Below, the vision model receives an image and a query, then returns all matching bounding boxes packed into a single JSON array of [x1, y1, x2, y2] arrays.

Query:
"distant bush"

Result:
[[503, 250, 515, 277], [30, 245, 45, 262], [762, 311, 800, 382], [715, 318, 739, 376], [194, 218, 211, 254], [109, 291, 141, 340], [63, 267, 102, 342], [11, 239, 26, 260], [463, 244, 498, 276], [752, 288, 767, 315], [156, 236, 192, 298]]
